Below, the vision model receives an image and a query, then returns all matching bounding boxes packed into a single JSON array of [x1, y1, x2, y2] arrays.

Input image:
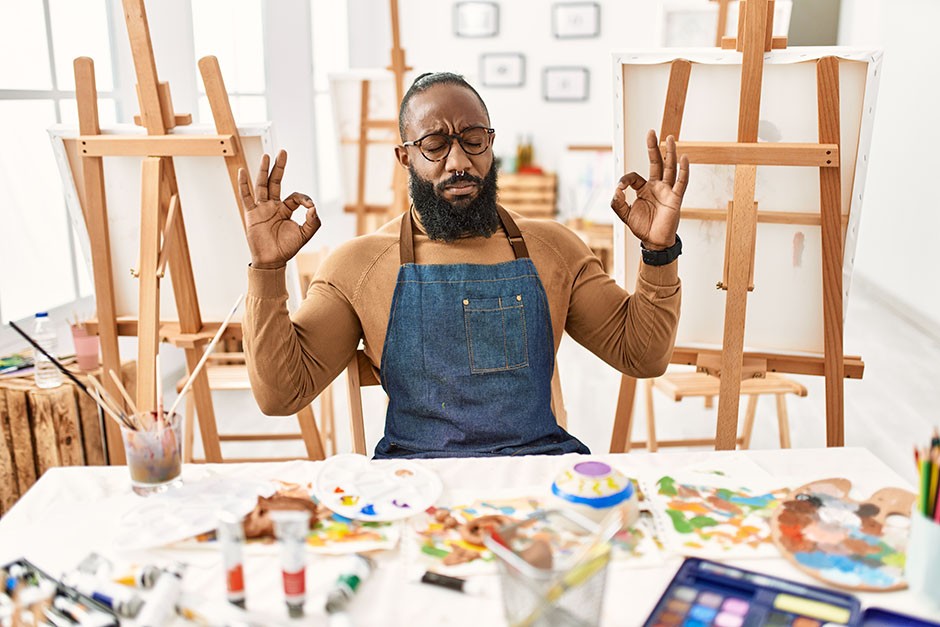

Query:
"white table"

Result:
[[0, 448, 936, 626]]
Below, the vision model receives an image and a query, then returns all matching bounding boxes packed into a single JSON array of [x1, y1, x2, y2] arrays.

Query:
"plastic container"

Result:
[[484, 509, 612, 627], [32, 312, 62, 389], [549, 460, 638, 526]]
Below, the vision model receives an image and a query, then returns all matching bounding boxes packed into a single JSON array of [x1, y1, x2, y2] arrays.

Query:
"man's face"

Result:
[[396, 83, 495, 205]]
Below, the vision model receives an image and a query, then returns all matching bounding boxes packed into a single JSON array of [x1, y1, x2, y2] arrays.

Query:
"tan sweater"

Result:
[[244, 209, 681, 415]]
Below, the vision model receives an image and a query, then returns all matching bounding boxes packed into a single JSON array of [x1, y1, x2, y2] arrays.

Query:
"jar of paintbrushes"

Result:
[[120, 411, 183, 496], [907, 429, 940, 608]]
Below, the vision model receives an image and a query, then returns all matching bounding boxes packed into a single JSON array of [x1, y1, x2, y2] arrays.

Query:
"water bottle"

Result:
[[32, 312, 62, 389]]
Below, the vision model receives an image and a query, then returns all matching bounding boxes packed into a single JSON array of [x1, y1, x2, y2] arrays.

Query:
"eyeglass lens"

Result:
[[419, 127, 491, 161]]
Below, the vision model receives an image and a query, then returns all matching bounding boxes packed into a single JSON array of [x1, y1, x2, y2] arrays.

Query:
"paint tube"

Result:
[[111, 564, 161, 590], [133, 563, 185, 627], [418, 571, 485, 596], [270, 510, 309, 618], [325, 554, 375, 615], [52, 596, 116, 627], [60, 572, 142, 618], [43, 605, 80, 627], [217, 509, 247, 609]]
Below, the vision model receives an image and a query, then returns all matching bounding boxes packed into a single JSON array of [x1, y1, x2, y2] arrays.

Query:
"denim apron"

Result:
[[373, 207, 590, 459]]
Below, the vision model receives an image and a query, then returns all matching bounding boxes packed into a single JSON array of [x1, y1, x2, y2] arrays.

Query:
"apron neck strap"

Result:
[[399, 206, 530, 265]]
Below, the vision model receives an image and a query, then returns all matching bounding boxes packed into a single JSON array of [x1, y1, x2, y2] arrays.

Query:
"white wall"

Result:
[[839, 0, 940, 335], [347, 0, 663, 221]]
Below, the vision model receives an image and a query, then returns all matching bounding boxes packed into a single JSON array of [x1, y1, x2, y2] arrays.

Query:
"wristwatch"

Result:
[[641, 234, 682, 266]]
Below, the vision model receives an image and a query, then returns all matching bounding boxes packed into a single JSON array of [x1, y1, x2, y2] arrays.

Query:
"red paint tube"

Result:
[[217, 509, 247, 609], [271, 510, 309, 618]]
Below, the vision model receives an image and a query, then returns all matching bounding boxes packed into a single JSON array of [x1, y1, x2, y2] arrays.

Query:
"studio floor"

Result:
[[179, 275, 940, 485]]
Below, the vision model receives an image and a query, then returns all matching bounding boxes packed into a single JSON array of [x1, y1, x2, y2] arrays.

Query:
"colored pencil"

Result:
[[930, 449, 940, 518], [919, 459, 930, 517]]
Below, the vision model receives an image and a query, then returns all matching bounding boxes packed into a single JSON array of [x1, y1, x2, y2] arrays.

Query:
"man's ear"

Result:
[[395, 145, 410, 169]]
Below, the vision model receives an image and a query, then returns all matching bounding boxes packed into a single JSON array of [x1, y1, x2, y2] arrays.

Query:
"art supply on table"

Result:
[[134, 563, 185, 627], [314, 453, 443, 522], [860, 607, 940, 626], [484, 509, 614, 627], [112, 564, 161, 590], [1, 558, 119, 627], [325, 554, 375, 626], [120, 410, 183, 496], [771, 478, 916, 591], [69, 321, 99, 372], [549, 459, 638, 525], [0, 351, 33, 376], [419, 570, 485, 596], [645, 557, 862, 627], [907, 430, 940, 608], [271, 509, 309, 618], [166, 293, 243, 417], [217, 509, 247, 609], [60, 571, 142, 619]]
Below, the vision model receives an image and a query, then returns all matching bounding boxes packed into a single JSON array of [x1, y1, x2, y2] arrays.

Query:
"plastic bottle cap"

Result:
[[35, 312, 48, 318]]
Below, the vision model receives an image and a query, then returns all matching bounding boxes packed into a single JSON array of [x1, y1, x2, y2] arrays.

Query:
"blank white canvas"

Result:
[[613, 48, 882, 355], [50, 123, 305, 324]]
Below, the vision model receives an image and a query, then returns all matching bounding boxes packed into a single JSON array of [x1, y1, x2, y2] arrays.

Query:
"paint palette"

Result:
[[314, 454, 443, 522], [770, 479, 917, 591], [644, 557, 861, 627]]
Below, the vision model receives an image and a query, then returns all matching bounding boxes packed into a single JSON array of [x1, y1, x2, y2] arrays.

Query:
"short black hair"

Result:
[[398, 72, 489, 140]]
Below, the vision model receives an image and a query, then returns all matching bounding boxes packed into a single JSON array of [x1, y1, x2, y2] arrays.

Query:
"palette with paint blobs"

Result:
[[770, 479, 917, 591], [314, 454, 443, 522]]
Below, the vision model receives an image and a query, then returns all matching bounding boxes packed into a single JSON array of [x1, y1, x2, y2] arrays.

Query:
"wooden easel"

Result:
[[610, 0, 864, 453], [76, 0, 324, 463], [710, 0, 788, 49], [343, 0, 411, 235]]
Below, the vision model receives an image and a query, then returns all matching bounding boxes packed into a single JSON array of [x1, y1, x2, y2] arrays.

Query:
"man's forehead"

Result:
[[404, 84, 489, 133]]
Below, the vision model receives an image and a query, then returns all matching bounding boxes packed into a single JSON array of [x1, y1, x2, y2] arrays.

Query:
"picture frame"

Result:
[[552, 2, 600, 39], [479, 53, 525, 88], [453, 2, 500, 38], [542, 67, 589, 102]]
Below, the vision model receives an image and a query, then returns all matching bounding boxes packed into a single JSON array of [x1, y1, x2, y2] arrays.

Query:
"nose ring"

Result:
[[456, 170, 466, 176]]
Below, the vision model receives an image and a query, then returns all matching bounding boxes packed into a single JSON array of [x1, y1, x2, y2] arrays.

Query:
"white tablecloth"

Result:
[[0, 448, 936, 626]]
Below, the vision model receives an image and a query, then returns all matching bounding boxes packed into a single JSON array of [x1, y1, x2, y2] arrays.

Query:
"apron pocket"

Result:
[[462, 294, 529, 373]]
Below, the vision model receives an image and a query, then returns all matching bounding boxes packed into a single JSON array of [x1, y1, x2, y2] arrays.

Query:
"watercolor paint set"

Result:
[[645, 558, 940, 627]]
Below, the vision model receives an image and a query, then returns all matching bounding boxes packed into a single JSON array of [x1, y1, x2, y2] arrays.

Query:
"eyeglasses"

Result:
[[402, 126, 495, 162]]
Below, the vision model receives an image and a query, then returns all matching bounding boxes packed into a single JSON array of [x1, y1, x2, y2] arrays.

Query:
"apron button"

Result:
[[516, 295, 522, 301], [463, 299, 469, 305]]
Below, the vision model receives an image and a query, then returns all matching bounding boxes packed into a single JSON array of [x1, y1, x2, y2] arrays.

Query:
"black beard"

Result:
[[408, 166, 500, 242]]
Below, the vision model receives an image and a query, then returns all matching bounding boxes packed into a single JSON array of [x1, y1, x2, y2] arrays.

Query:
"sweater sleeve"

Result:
[[563, 233, 681, 378], [243, 264, 362, 415]]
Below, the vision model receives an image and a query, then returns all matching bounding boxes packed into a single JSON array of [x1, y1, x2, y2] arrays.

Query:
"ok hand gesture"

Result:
[[611, 130, 689, 250], [240, 150, 320, 269]]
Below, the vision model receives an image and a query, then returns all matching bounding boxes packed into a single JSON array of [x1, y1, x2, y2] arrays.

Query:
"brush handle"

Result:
[[8, 321, 91, 397]]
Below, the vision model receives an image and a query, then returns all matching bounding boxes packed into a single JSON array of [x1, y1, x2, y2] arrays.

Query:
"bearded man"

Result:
[[242, 72, 688, 459]]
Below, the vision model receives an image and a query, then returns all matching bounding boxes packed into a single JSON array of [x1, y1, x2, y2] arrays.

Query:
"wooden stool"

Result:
[[638, 372, 807, 451]]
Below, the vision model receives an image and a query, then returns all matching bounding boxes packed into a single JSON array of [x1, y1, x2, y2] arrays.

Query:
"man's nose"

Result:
[[444, 137, 473, 172]]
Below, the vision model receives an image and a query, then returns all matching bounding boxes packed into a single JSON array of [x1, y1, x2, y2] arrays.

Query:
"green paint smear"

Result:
[[421, 545, 449, 558], [666, 508, 693, 533], [689, 515, 719, 529], [658, 476, 678, 496], [716, 488, 733, 501], [881, 552, 905, 569]]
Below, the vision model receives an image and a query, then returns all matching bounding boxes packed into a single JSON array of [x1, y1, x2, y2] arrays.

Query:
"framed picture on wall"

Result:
[[543, 67, 589, 102], [454, 2, 500, 38], [480, 53, 525, 87], [552, 2, 600, 39]]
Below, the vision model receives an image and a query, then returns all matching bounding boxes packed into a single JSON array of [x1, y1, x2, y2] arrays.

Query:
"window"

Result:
[[192, 0, 267, 123], [0, 0, 116, 323], [311, 0, 350, 205]]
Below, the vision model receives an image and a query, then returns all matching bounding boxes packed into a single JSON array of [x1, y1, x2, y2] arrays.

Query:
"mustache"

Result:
[[435, 172, 483, 193]]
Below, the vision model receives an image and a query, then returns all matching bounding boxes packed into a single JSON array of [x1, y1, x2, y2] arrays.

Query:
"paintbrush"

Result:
[[167, 294, 244, 417], [108, 369, 141, 428], [86, 374, 135, 431], [155, 353, 164, 429]]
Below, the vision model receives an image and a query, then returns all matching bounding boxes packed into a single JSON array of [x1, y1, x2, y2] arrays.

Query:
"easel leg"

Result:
[[136, 158, 165, 411], [295, 405, 326, 461], [184, 340, 222, 462], [817, 56, 845, 447], [644, 379, 658, 452], [609, 374, 637, 453], [715, 165, 759, 450]]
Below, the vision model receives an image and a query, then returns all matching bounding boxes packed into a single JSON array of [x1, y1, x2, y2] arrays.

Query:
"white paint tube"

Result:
[[270, 510, 310, 618], [61, 572, 142, 618], [133, 563, 185, 627]]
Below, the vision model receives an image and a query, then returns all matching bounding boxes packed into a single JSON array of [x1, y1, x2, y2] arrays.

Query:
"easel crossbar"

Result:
[[665, 142, 839, 167], [79, 135, 236, 157]]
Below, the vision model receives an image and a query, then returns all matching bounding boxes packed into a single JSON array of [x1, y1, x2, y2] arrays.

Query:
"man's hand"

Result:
[[611, 130, 689, 250], [240, 150, 320, 269]]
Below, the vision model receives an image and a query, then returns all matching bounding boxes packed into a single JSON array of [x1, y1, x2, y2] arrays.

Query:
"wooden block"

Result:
[[75, 382, 106, 465], [661, 59, 691, 139], [77, 135, 235, 157], [50, 387, 85, 467], [0, 392, 20, 515], [28, 390, 61, 476], [668, 142, 839, 167]]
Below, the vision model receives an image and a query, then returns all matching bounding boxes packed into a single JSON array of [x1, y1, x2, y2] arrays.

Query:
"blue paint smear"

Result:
[[360, 504, 377, 516], [728, 493, 776, 508], [794, 552, 899, 588], [479, 502, 515, 514], [331, 513, 354, 523]]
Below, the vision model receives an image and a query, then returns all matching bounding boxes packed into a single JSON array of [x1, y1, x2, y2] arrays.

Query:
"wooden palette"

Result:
[[770, 478, 916, 591]]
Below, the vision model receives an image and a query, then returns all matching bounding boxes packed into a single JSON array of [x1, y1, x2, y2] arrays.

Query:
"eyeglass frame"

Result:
[[401, 126, 496, 162]]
